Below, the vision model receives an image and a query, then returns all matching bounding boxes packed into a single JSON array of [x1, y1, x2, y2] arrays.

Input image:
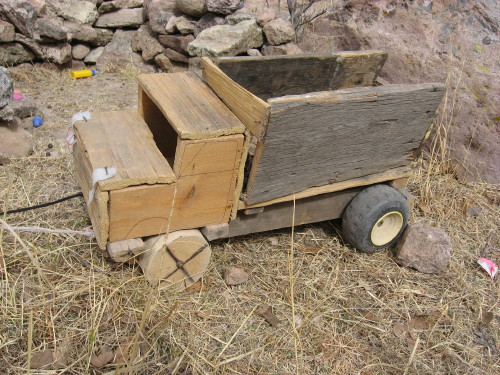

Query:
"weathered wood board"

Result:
[[226, 188, 362, 239], [246, 83, 445, 205], [214, 51, 388, 100], [202, 57, 270, 138], [138, 71, 245, 140], [74, 109, 176, 191]]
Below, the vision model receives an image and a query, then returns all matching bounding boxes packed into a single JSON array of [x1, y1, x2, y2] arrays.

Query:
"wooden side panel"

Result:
[[73, 142, 109, 249], [173, 134, 244, 177], [138, 72, 245, 139], [214, 51, 388, 100], [108, 183, 175, 242], [74, 109, 176, 191], [201, 57, 270, 138], [227, 188, 361, 239], [246, 83, 445, 205]]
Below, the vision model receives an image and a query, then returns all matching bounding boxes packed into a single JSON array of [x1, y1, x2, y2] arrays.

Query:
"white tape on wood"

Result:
[[88, 167, 117, 204]]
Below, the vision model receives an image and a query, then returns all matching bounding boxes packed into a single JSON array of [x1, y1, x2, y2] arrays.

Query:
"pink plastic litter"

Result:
[[477, 258, 498, 279], [13, 89, 23, 100]]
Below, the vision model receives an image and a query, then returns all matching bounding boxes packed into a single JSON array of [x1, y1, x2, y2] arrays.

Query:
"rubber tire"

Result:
[[342, 184, 409, 253]]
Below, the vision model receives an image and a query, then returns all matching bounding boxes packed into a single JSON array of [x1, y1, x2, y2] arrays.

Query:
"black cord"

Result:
[[4, 192, 84, 215]]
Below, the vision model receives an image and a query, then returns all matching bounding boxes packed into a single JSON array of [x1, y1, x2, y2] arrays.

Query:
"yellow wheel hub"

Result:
[[370, 211, 403, 246]]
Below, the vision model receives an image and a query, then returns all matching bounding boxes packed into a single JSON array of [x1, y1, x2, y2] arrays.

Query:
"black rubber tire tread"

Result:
[[342, 184, 409, 253]]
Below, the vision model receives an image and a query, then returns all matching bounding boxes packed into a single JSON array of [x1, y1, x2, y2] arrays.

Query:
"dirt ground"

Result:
[[0, 60, 499, 375]]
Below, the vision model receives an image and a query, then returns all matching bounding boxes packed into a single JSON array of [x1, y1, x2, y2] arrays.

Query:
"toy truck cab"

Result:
[[72, 51, 444, 288]]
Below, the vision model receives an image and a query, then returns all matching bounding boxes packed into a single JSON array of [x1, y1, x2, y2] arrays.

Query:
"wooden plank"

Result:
[[108, 183, 175, 242], [225, 188, 362, 239], [73, 142, 109, 249], [74, 109, 176, 191], [138, 71, 245, 140], [245, 83, 445, 205], [202, 57, 270, 138], [240, 166, 411, 209], [173, 134, 244, 177], [214, 50, 388, 100], [230, 130, 250, 220]]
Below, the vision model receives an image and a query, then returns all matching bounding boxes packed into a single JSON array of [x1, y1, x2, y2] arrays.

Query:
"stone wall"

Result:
[[0, 0, 306, 71]]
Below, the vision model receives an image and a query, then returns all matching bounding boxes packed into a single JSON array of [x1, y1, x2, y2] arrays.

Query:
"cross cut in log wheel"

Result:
[[139, 230, 211, 290]]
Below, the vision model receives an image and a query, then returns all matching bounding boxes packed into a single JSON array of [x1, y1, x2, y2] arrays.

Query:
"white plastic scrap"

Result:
[[477, 258, 498, 279], [66, 110, 91, 148], [87, 167, 117, 204]]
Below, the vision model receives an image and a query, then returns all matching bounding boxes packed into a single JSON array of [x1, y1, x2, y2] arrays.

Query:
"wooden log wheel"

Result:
[[139, 230, 211, 290]]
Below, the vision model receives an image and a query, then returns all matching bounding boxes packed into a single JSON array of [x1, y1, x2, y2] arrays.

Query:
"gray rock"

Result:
[[0, 20, 16, 42], [0, 42, 35, 65], [0, 118, 34, 165], [95, 7, 145, 27], [64, 22, 114, 46], [261, 42, 302, 56], [224, 266, 249, 286], [35, 17, 68, 42], [146, 0, 176, 34], [154, 53, 173, 71], [177, 0, 207, 18], [28, 0, 47, 14], [0, 0, 37, 37], [196, 12, 225, 36], [187, 19, 263, 57], [176, 15, 197, 35], [97, 29, 135, 66], [256, 8, 275, 26], [84, 46, 105, 63], [46, 0, 98, 25], [131, 25, 163, 61], [0, 67, 13, 108], [246, 48, 261, 56], [42, 43, 73, 64], [14, 32, 44, 59], [72, 43, 91, 59], [8, 96, 39, 119], [158, 34, 194, 54], [206, 0, 243, 15], [0, 105, 15, 121], [395, 223, 452, 274], [225, 12, 256, 25], [163, 48, 189, 63], [98, 0, 143, 14], [263, 18, 294, 45]]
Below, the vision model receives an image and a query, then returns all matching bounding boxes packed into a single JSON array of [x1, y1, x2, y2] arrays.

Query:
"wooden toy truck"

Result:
[[72, 51, 445, 289]]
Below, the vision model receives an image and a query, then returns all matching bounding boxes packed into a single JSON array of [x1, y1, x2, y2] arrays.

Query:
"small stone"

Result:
[[247, 48, 261, 56], [64, 22, 114, 46], [72, 43, 91, 60], [395, 223, 452, 274], [84, 46, 105, 64], [206, 0, 243, 15], [158, 34, 194, 54], [35, 17, 68, 42], [268, 237, 278, 246], [0, 20, 15, 42], [163, 48, 189, 63], [225, 12, 256, 25], [0, 66, 14, 108], [263, 18, 295, 45], [132, 25, 163, 61], [154, 53, 173, 71], [90, 346, 114, 368], [177, 0, 207, 18], [224, 266, 249, 285], [0, 42, 35, 65], [176, 15, 197, 35], [196, 12, 225, 36], [261, 42, 302, 56], [8, 96, 39, 119], [146, 0, 176, 34], [47, 0, 99, 25], [0, 118, 34, 165]]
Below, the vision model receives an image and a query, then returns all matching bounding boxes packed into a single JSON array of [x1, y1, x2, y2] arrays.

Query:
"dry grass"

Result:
[[1, 66, 499, 375]]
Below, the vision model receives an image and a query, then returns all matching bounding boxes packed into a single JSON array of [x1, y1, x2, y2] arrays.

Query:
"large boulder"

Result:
[[46, 0, 98, 25], [395, 223, 452, 274], [206, 0, 243, 15], [35, 17, 68, 42], [263, 18, 294, 45], [176, 0, 207, 18], [0, 20, 16, 42], [187, 19, 263, 57], [131, 25, 163, 61], [64, 22, 114, 46], [95, 8, 145, 28], [0, 42, 35, 65], [0, 67, 13, 109], [146, 0, 176, 34], [0, 118, 34, 165], [0, 0, 37, 37]]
